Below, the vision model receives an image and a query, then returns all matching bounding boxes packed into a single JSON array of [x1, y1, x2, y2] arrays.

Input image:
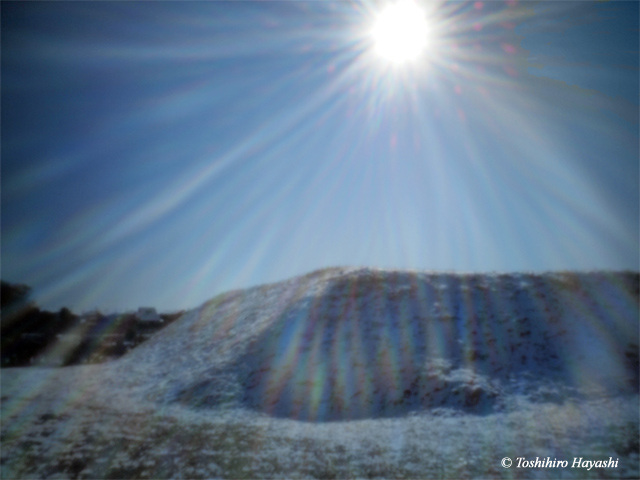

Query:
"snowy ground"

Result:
[[2, 268, 638, 478]]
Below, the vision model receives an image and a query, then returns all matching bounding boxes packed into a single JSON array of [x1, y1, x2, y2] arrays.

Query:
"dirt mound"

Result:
[[121, 269, 637, 422]]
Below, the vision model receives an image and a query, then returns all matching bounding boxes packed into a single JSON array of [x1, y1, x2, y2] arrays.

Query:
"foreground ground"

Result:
[[2, 367, 638, 479]]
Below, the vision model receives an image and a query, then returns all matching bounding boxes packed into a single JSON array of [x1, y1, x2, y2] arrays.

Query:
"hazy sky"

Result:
[[2, 1, 638, 313]]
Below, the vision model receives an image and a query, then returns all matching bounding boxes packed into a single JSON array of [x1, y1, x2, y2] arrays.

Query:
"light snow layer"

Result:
[[2, 268, 638, 478]]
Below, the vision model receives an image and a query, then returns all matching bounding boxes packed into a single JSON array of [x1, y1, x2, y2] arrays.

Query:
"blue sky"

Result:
[[2, 1, 638, 313]]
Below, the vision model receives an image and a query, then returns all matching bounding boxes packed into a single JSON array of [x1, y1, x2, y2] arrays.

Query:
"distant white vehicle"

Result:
[[136, 307, 163, 324]]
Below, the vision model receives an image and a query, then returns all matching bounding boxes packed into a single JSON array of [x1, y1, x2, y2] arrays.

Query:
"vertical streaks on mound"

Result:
[[161, 270, 638, 422], [235, 271, 572, 421]]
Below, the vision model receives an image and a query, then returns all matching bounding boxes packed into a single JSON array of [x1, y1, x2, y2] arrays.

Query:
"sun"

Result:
[[371, 1, 430, 64]]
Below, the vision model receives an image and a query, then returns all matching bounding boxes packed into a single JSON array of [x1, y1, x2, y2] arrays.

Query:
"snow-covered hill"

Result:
[[113, 268, 638, 418], [2, 268, 638, 478]]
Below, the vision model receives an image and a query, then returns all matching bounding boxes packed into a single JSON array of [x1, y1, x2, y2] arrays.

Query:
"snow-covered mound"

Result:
[[112, 268, 638, 421], [2, 268, 638, 479]]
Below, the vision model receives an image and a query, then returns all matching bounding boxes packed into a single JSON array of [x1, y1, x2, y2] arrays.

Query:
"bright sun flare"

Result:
[[372, 1, 429, 64]]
